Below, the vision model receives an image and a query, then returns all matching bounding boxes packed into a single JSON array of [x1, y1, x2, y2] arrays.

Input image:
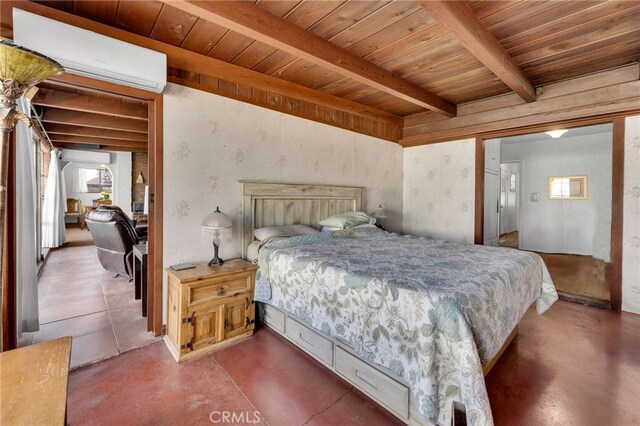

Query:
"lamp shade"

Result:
[[0, 40, 63, 86], [201, 207, 232, 230], [372, 204, 387, 219]]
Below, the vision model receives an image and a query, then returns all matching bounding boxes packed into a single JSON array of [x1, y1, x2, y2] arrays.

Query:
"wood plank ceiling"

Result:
[[33, 81, 148, 152], [2, 0, 639, 143]]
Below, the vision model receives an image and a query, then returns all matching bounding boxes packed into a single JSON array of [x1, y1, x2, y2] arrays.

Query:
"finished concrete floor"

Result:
[[67, 300, 640, 425]]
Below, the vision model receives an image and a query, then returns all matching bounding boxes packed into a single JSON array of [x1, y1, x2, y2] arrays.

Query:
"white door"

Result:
[[484, 170, 501, 246], [499, 169, 509, 235], [506, 173, 518, 233]]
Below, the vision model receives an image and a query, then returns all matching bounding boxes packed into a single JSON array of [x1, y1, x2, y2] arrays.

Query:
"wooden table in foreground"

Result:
[[1, 336, 72, 425]]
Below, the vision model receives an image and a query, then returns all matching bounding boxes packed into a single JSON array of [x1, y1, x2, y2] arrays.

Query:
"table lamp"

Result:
[[372, 204, 388, 230], [201, 207, 232, 266]]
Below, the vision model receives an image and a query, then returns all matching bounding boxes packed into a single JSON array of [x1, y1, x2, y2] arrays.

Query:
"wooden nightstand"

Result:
[[164, 259, 258, 363]]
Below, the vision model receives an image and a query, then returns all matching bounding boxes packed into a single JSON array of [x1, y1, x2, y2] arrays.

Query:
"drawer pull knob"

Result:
[[355, 370, 378, 390], [298, 332, 314, 347], [217, 287, 225, 296]]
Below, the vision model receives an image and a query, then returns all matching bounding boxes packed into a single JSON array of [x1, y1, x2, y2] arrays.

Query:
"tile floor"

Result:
[[64, 226, 94, 246], [27, 245, 161, 368], [67, 300, 640, 425]]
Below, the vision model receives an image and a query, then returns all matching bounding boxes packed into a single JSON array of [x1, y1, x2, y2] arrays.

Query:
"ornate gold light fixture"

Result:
[[0, 39, 63, 349]]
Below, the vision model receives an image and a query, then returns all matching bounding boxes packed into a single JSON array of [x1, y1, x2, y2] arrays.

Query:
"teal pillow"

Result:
[[318, 211, 376, 229]]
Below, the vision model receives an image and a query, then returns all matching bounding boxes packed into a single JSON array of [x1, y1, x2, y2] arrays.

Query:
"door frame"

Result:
[[475, 118, 625, 311], [3, 73, 164, 348]]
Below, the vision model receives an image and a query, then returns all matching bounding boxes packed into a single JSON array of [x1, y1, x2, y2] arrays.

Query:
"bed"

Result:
[[241, 181, 558, 426]]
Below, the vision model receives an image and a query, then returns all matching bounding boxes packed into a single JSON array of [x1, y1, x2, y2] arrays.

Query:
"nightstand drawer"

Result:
[[260, 303, 285, 333], [188, 273, 252, 306], [286, 318, 333, 366], [335, 347, 409, 419]]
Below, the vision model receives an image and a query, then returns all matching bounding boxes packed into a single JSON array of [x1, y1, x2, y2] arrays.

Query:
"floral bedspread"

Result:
[[256, 228, 558, 426]]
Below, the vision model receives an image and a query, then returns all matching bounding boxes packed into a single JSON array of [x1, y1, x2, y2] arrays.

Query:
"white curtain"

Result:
[[42, 148, 66, 248], [15, 98, 39, 333], [74, 167, 88, 193]]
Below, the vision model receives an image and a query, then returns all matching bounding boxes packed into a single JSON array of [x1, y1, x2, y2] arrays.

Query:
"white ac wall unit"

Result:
[[61, 149, 111, 165], [13, 8, 166, 93]]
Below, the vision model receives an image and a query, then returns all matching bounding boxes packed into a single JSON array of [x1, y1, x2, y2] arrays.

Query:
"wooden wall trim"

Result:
[[402, 64, 640, 146], [148, 96, 163, 335], [610, 117, 625, 311], [474, 138, 484, 245]]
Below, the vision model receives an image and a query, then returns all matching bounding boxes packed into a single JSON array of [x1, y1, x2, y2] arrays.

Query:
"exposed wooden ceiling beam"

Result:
[[159, 0, 456, 117], [53, 142, 147, 153], [1, 1, 402, 127], [417, 0, 536, 103], [41, 108, 148, 133], [43, 123, 148, 142], [33, 88, 148, 120], [49, 134, 148, 150]]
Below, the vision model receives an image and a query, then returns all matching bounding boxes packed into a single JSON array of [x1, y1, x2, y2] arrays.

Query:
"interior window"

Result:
[[79, 167, 112, 194], [548, 176, 588, 200]]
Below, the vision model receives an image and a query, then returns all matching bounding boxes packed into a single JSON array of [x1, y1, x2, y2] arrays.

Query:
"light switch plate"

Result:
[[530, 193, 539, 202]]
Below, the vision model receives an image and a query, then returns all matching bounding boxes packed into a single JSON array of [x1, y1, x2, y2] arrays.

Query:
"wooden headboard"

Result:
[[241, 181, 363, 258]]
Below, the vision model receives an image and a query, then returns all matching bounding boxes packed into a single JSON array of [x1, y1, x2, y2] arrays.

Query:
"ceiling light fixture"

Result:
[[545, 129, 568, 139]]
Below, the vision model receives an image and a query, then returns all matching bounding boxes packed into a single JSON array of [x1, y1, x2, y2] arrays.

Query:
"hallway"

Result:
[[26, 245, 160, 368]]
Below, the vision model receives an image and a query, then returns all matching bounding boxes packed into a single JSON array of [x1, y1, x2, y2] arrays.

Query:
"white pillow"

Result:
[[253, 224, 319, 241], [319, 211, 376, 229], [321, 224, 376, 232]]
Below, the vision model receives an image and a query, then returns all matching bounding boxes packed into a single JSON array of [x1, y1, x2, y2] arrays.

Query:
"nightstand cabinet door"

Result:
[[189, 305, 223, 352], [224, 297, 255, 339]]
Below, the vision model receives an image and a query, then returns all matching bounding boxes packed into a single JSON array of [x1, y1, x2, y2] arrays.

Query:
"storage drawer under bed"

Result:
[[285, 317, 334, 366], [260, 303, 285, 334], [335, 346, 409, 420]]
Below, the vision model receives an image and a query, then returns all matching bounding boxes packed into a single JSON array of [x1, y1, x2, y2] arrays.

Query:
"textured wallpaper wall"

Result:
[[623, 115, 640, 314], [163, 83, 403, 317], [402, 139, 476, 244]]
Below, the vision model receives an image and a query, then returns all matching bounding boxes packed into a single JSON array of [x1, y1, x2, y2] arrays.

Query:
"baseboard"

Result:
[[557, 291, 611, 310]]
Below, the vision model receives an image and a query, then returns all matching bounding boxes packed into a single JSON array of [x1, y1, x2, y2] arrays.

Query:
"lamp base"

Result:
[[208, 242, 224, 266], [208, 257, 224, 266]]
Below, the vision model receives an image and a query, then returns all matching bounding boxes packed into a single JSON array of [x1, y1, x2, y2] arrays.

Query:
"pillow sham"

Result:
[[318, 211, 376, 229], [253, 224, 319, 241], [321, 223, 377, 232]]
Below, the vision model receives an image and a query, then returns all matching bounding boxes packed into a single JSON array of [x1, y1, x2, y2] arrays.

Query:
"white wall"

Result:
[[402, 139, 475, 244], [501, 132, 612, 261], [163, 83, 404, 319], [622, 115, 640, 314], [63, 151, 133, 217]]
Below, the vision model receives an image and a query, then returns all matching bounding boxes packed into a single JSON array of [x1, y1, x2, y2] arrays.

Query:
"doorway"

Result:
[[4, 73, 163, 354], [499, 162, 520, 249], [479, 122, 619, 307]]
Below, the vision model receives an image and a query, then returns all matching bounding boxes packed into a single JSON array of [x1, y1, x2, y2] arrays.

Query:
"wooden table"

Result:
[[133, 243, 148, 317], [1, 336, 72, 425]]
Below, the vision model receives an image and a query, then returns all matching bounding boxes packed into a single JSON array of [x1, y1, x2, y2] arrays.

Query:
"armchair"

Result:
[[86, 206, 142, 280]]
